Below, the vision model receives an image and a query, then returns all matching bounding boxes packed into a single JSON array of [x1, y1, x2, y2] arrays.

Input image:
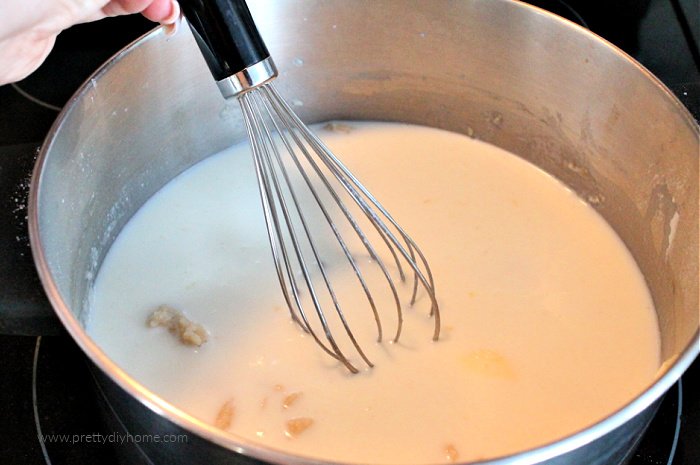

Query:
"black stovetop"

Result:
[[1, 2, 698, 464]]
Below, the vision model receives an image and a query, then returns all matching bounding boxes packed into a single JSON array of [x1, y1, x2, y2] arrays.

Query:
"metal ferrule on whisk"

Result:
[[216, 57, 278, 98]]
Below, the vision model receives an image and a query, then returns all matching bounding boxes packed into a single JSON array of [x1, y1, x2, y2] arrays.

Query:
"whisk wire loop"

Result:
[[241, 93, 363, 373], [238, 83, 441, 372], [253, 94, 386, 345], [264, 85, 441, 340], [249, 92, 375, 370], [258, 89, 406, 341]]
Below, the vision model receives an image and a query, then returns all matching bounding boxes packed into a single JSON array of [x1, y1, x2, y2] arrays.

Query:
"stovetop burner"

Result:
[[1, 2, 698, 464]]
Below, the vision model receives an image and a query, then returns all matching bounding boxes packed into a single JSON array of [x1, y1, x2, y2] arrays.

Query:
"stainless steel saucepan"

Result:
[[28, 1, 699, 464]]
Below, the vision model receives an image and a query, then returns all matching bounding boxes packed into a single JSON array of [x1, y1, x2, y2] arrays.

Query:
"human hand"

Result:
[[0, 0, 180, 85]]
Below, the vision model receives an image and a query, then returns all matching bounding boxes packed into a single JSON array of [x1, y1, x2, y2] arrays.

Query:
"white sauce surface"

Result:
[[89, 122, 660, 464]]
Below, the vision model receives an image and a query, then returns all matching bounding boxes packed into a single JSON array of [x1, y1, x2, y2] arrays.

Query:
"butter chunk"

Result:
[[215, 399, 235, 430], [146, 304, 208, 347], [283, 392, 303, 409], [323, 122, 353, 133], [285, 417, 314, 438], [445, 444, 459, 463]]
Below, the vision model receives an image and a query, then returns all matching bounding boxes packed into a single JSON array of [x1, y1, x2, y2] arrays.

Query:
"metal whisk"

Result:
[[179, 0, 440, 373]]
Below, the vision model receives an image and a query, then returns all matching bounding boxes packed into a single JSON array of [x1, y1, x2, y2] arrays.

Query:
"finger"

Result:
[[102, 0, 154, 17], [142, 0, 179, 24]]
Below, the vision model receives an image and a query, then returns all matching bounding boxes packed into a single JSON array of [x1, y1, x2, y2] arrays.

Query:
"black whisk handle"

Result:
[[178, 0, 271, 81]]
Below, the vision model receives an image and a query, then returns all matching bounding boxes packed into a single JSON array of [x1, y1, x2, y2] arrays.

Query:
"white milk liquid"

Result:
[[89, 122, 660, 464]]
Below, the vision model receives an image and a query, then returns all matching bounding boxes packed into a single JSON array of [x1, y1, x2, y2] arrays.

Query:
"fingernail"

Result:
[[162, 0, 181, 25], [162, 0, 181, 35]]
